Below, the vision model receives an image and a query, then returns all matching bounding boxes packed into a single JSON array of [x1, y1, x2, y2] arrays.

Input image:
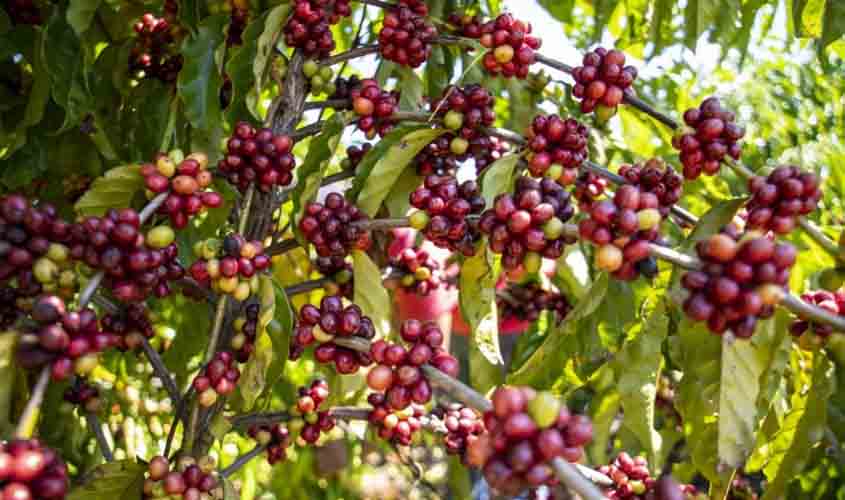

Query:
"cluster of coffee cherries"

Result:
[[226, 1, 249, 47], [290, 379, 336, 444], [314, 256, 354, 299], [142, 152, 222, 229], [284, 0, 351, 58], [68, 210, 184, 302], [746, 166, 821, 234], [231, 303, 260, 362], [573, 172, 608, 211], [367, 394, 426, 446], [499, 282, 571, 324], [18, 295, 114, 380], [248, 423, 291, 465], [366, 320, 456, 409], [302, 60, 337, 96], [0, 288, 23, 329], [0, 195, 71, 298], [433, 84, 496, 148], [673, 97, 744, 180], [791, 290, 844, 340], [0, 439, 68, 499], [143, 455, 222, 499], [618, 159, 684, 217], [525, 115, 590, 182], [378, 5, 436, 67], [414, 135, 509, 177], [350, 79, 399, 139], [433, 404, 485, 460], [32, 242, 78, 299], [290, 296, 376, 374], [218, 122, 296, 193], [465, 388, 594, 495], [479, 177, 577, 270], [682, 228, 795, 338], [299, 193, 372, 258], [101, 303, 156, 351], [578, 185, 663, 280], [193, 351, 240, 407], [129, 13, 183, 83], [467, 14, 541, 79], [63, 380, 102, 413], [342, 143, 372, 171], [571, 48, 637, 118], [188, 234, 270, 301], [409, 176, 486, 256], [4, 0, 42, 25], [391, 246, 444, 295], [599, 453, 698, 499]]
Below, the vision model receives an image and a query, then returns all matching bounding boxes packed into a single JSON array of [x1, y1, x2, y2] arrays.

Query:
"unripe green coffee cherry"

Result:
[[147, 226, 176, 249], [595, 104, 617, 124], [409, 210, 430, 230], [543, 217, 565, 240], [523, 252, 542, 274], [47, 243, 69, 262], [450, 137, 469, 155], [443, 110, 464, 131], [527, 391, 561, 428], [303, 60, 319, 78], [319, 66, 333, 81], [637, 208, 662, 231], [545, 163, 564, 180]]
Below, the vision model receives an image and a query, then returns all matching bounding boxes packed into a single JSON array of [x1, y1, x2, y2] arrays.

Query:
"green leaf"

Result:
[[263, 277, 294, 391], [177, 15, 227, 133], [480, 153, 519, 208], [354, 127, 446, 216], [459, 244, 504, 393], [67, 0, 102, 35], [225, 12, 267, 122], [508, 274, 609, 386], [385, 167, 423, 217], [157, 295, 212, 386], [348, 124, 430, 200], [538, 0, 575, 23], [683, 197, 747, 250], [684, 0, 719, 50], [793, 0, 825, 38], [290, 113, 347, 241], [254, 5, 290, 97], [0, 333, 16, 435], [237, 275, 279, 411], [821, 0, 845, 50], [43, 8, 91, 132], [74, 165, 143, 216], [124, 80, 175, 159], [397, 66, 424, 111], [760, 354, 835, 500], [68, 460, 146, 500], [352, 250, 392, 340], [613, 300, 667, 464]]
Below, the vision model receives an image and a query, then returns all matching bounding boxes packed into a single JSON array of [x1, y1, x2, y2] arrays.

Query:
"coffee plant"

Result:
[[1, 1, 845, 499]]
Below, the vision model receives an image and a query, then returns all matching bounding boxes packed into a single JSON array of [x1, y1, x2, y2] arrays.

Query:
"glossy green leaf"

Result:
[[397, 66, 424, 111], [537, 0, 575, 23], [263, 277, 294, 392], [459, 243, 503, 393], [225, 11, 268, 122], [385, 167, 422, 217], [760, 354, 834, 500], [74, 165, 142, 216], [43, 8, 90, 132], [352, 250, 392, 339], [613, 300, 667, 464], [821, 0, 845, 50], [67, 0, 102, 35], [480, 153, 519, 208], [238, 275, 278, 410], [177, 15, 226, 133], [684, 0, 719, 50], [352, 126, 446, 216], [254, 5, 290, 97], [68, 461, 146, 500], [718, 336, 768, 467]]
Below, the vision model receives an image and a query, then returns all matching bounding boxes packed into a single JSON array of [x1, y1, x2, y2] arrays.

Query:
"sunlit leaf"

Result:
[[68, 461, 146, 500], [74, 165, 143, 216], [353, 250, 392, 339]]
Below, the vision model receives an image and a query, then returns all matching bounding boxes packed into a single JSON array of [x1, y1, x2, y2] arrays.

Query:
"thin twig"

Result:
[[319, 45, 380, 67], [284, 277, 332, 296], [353, 0, 396, 9], [85, 413, 114, 462], [140, 337, 181, 409], [238, 184, 256, 235], [220, 444, 268, 478], [292, 121, 325, 140], [304, 99, 352, 111], [14, 367, 50, 438], [551, 458, 609, 500]]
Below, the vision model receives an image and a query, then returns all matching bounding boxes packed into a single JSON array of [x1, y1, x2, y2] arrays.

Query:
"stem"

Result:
[[85, 412, 114, 462], [304, 99, 352, 111], [353, 0, 396, 8], [483, 126, 527, 146], [647, 243, 702, 270], [292, 121, 325, 140], [220, 444, 268, 478], [319, 45, 380, 67], [421, 365, 493, 412], [551, 458, 609, 500], [284, 277, 332, 296], [238, 184, 256, 235], [322, 169, 356, 185], [204, 297, 228, 362], [14, 367, 50, 438], [267, 238, 301, 256], [782, 293, 845, 332], [140, 337, 181, 409]]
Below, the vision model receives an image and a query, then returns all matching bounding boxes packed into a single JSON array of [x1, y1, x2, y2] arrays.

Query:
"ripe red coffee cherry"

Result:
[[672, 97, 744, 179], [572, 47, 637, 117]]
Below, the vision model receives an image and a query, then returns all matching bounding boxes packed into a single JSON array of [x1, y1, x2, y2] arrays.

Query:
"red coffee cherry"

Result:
[[314, 256, 353, 299], [218, 122, 296, 193], [63, 379, 102, 413], [468, 14, 541, 79], [0, 439, 68, 499], [4, 0, 43, 25], [618, 158, 684, 217], [193, 351, 239, 407], [391, 246, 446, 296], [682, 230, 795, 338], [672, 97, 744, 180], [746, 165, 821, 234], [341, 142, 372, 172], [571, 47, 637, 117], [525, 114, 590, 182], [432, 403, 485, 461], [367, 392, 426, 446], [597, 452, 699, 499], [101, 303, 155, 351], [289, 297, 375, 374], [230, 303, 261, 363], [498, 282, 570, 324], [129, 13, 183, 83], [409, 175, 486, 256], [478, 176, 576, 270], [378, 5, 437, 68], [188, 234, 270, 302], [142, 454, 221, 499], [142, 152, 221, 229], [791, 290, 844, 340], [349, 79, 399, 139], [284, 0, 352, 58], [298, 193, 372, 258]]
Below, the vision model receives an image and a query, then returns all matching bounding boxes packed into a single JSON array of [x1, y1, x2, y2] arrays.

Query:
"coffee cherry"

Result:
[[791, 290, 845, 341], [298, 194, 372, 259], [409, 175, 486, 255], [525, 114, 590, 181], [143, 454, 221, 499], [618, 158, 684, 217], [672, 97, 744, 179], [290, 298, 375, 374], [746, 165, 821, 234], [597, 453, 698, 500], [129, 13, 183, 82], [378, 5, 436, 67], [188, 235, 268, 302], [390, 245, 446, 296], [0, 440, 67, 500], [284, 0, 351, 58], [348, 79, 399, 139], [572, 47, 637, 117], [218, 123, 296, 193], [433, 403, 485, 459], [497, 281, 570, 324], [463, 13, 540, 79]]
